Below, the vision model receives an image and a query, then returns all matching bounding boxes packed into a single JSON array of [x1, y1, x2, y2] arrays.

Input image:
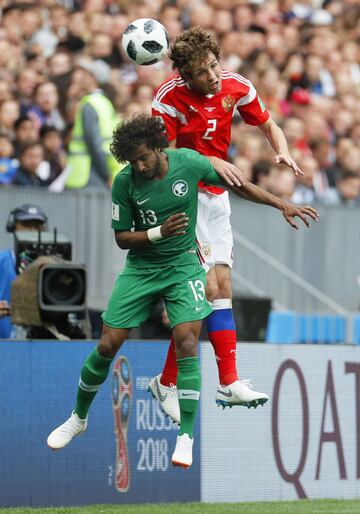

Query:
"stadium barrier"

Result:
[[1, 340, 360, 506], [266, 311, 349, 343], [353, 315, 360, 344], [1, 190, 360, 313]]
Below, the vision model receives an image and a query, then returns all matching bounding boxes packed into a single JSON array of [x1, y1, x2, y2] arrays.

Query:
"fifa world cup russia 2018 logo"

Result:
[[112, 356, 132, 493]]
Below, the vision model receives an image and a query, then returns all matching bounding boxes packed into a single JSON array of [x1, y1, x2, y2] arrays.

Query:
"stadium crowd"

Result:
[[0, 0, 359, 205]]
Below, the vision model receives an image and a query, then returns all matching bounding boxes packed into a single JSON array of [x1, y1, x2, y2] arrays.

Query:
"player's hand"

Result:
[[274, 154, 304, 176], [0, 300, 11, 318], [208, 156, 247, 187], [281, 204, 319, 230], [161, 213, 189, 238]]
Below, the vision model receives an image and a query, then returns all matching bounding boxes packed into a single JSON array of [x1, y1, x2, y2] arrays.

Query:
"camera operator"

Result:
[[0, 204, 47, 338]]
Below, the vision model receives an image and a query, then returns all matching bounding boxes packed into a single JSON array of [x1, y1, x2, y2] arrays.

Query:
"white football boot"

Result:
[[171, 433, 194, 468], [148, 374, 180, 424], [216, 379, 269, 409], [47, 412, 87, 450]]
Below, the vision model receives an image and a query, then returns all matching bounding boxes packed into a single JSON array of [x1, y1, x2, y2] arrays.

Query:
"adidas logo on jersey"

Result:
[[189, 105, 198, 112]]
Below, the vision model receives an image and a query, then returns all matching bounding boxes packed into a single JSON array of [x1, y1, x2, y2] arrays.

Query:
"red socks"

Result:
[[159, 335, 178, 386], [206, 299, 238, 386], [160, 300, 239, 387]]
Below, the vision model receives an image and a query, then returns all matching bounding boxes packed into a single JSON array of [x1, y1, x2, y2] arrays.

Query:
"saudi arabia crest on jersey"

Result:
[[172, 180, 188, 197], [222, 95, 236, 112]]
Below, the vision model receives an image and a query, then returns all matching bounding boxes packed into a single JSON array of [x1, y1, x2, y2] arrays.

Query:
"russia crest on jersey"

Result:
[[222, 95, 236, 112]]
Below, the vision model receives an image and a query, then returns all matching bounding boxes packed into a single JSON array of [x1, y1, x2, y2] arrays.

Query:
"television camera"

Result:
[[11, 229, 88, 339]]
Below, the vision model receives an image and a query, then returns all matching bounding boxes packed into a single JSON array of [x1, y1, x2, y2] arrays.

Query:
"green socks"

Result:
[[74, 350, 200, 436], [75, 348, 113, 419], [177, 356, 201, 438]]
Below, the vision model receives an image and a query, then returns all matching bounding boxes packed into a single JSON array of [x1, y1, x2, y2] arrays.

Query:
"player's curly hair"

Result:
[[110, 114, 169, 163], [169, 27, 221, 77]]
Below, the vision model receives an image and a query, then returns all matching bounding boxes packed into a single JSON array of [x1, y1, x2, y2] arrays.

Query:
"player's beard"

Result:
[[142, 153, 161, 180]]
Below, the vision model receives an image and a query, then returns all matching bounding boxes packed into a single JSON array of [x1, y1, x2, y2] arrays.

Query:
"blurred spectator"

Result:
[[27, 81, 65, 132], [232, 155, 253, 182], [65, 59, 120, 189], [282, 117, 311, 156], [88, 32, 122, 67], [39, 125, 66, 184], [257, 67, 288, 122], [339, 146, 360, 175], [0, 80, 13, 103], [337, 173, 360, 205], [322, 172, 360, 206], [296, 54, 336, 97], [350, 123, 360, 147], [13, 116, 38, 158], [291, 155, 329, 204], [252, 160, 278, 193], [0, 136, 18, 185], [12, 142, 47, 187], [0, 0, 357, 205], [310, 139, 335, 185], [58, 11, 87, 53], [273, 168, 296, 202], [236, 132, 268, 165], [16, 68, 40, 115], [48, 51, 73, 78], [0, 99, 20, 139], [31, 5, 69, 58]]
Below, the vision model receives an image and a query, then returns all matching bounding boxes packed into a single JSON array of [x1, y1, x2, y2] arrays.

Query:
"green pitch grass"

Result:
[[1, 500, 360, 514]]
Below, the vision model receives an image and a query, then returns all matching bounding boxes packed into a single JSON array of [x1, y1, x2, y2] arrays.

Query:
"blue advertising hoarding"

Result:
[[0, 341, 200, 507]]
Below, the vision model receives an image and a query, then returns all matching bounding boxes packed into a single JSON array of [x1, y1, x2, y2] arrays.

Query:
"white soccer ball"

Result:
[[121, 18, 169, 66]]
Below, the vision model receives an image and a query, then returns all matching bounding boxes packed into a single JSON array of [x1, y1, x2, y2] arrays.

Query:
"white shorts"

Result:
[[196, 190, 234, 273]]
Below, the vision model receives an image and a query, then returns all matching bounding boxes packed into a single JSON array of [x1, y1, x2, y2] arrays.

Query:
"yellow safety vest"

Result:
[[66, 92, 122, 189]]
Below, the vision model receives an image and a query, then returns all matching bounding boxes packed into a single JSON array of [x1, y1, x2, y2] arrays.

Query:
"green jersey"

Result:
[[111, 147, 222, 268]]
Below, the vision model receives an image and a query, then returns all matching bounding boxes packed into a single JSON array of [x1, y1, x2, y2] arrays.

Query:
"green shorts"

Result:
[[102, 263, 212, 330]]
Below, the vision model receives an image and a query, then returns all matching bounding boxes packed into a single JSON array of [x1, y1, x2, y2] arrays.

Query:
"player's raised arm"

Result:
[[225, 180, 319, 230], [257, 117, 304, 177]]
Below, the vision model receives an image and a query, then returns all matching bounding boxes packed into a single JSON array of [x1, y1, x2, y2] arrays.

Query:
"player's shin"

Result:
[[177, 356, 201, 438], [206, 299, 239, 386], [75, 348, 114, 419]]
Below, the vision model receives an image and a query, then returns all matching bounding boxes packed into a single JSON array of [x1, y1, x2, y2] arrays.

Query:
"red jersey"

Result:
[[152, 70, 270, 194]]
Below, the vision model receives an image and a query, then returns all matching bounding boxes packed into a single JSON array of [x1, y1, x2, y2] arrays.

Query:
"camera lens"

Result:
[[42, 269, 85, 305]]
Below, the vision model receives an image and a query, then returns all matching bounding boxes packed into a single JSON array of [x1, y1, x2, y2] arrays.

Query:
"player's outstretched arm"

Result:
[[279, 203, 319, 230], [228, 181, 319, 230], [258, 118, 304, 177], [114, 213, 189, 249]]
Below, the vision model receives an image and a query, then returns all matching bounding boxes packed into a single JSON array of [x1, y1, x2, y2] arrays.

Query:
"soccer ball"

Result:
[[121, 18, 169, 66]]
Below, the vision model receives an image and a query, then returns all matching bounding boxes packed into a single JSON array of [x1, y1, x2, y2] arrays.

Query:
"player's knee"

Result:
[[98, 327, 123, 358], [176, 336, 197, 358]]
